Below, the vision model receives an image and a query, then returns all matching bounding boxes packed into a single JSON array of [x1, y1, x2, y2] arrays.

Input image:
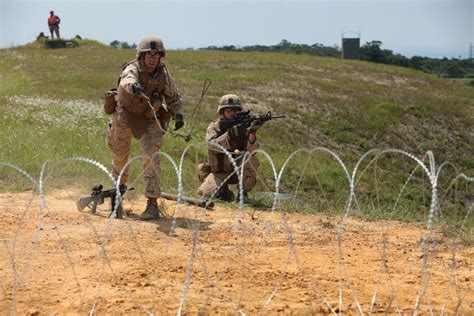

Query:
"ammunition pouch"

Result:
[[104, 88, 118, 114], [157, 106, 172, 130], [124, 96, 149, 114]]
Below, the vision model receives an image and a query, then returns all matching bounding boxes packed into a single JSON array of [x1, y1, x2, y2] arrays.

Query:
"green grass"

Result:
[[0, 41, 472, 234]]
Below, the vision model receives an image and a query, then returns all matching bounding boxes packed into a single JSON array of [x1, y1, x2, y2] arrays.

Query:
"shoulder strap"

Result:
[[115, 59, 138, 88]]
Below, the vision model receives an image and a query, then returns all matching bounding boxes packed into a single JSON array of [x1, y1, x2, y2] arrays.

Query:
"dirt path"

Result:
[[0, 190, 472, 314]]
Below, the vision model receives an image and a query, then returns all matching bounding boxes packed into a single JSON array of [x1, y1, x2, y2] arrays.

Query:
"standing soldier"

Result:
[[197, 94, 261, 204], [106, 36, 185, 220], [47, 10, 61, 39]]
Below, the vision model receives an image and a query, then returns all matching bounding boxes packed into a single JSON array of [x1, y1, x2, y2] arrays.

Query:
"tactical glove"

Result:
[[174, 114, 184, 131], [247, 120, 264, 133], [131, 82, 145, 96]]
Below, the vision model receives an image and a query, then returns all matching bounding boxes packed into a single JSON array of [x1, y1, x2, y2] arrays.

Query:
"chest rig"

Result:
[[121, 61, 169, 138]]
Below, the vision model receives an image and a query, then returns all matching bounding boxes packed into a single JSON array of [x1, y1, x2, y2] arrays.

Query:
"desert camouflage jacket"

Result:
[[116, 60, 183, 137], [117, 60, 183, 116], [205, 120, 259, 173]]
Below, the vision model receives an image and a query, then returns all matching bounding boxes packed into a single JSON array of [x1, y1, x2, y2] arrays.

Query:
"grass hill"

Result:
[[0, 40, 473, 228]]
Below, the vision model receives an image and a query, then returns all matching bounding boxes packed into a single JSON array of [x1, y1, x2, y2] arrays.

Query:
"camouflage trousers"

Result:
[[106, 112, 163, 198], [49, 25, 60, 39], [197, 155, 260, 199]]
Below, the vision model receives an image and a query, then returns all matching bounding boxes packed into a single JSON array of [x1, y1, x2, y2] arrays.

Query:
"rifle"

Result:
[[77, 184, 133, 219], [161, 192, 214, 209], [77, 185, 214, 219], [219, 110, 286, 133]]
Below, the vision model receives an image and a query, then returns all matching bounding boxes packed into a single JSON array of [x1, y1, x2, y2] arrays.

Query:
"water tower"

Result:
[[341, 31, 361, 60]]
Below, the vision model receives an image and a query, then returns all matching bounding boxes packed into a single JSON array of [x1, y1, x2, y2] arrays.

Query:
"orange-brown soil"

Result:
[[0, 191, 472, 314]]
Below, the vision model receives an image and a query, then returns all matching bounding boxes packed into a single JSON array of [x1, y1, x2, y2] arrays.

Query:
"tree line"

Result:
[[358, 41, 473, 79], [200, 39, 474, 79], [110, 40, 137, 49], [109, 39, 473, 80]]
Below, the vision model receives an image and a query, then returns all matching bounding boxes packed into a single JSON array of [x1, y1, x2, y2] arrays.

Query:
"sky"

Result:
[[1, 0, 473, 58]]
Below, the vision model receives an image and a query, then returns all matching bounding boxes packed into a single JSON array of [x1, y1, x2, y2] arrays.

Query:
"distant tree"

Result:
[[278, 39, 292, 53], [222, 45, 237, 51], [279, 39, 290, 47], [410, 56, 425, 70], [311, 43, 340, 57], [360, 40, 387, 63], [444, 63, 464, 78], [131, 43, 137, 49], [110, 40, 121, 48], [387, 53, 410, 67], [121, 42, 131, 49]]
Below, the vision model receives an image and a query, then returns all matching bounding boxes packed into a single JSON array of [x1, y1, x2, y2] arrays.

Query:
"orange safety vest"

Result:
[[48, 15, 58, 26]]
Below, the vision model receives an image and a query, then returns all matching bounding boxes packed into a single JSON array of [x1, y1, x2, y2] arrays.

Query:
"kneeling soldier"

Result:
[[197, 94, 261, 204]]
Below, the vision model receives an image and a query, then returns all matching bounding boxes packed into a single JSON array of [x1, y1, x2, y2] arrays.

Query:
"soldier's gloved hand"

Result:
[[247, 120, 264, 133], [174, 114, 184, 131], [131, 82, 145, 96]]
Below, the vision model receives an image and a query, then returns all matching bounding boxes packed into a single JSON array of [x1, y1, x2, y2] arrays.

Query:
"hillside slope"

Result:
[[1, 42, 472, 170]]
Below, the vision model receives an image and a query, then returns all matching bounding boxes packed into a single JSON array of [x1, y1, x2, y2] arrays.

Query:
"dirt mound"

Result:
[[0, 190, 472, 314]]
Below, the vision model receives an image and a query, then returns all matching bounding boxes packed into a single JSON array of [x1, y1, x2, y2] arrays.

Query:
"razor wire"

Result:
[[0, 146, 473, 315]]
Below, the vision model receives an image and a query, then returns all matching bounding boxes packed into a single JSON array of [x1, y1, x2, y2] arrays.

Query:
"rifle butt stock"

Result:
[[76, 196, 98, 213]]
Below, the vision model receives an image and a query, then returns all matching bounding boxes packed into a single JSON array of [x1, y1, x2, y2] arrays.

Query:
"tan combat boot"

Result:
[[139, 198, 160, 220]]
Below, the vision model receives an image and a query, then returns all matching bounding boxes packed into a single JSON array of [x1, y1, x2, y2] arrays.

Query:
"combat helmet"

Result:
[[137, 36, 166, 58], [217, 94, 242, 114]]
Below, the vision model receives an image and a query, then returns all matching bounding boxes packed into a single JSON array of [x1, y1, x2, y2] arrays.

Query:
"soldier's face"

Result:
[[223, 107, 237, 119], [144, 51, 160, 70]]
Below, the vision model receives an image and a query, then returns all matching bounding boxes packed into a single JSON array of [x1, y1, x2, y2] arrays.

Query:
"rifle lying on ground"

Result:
[[76, 184, 133, 219], [161, 192, 214, 209], [77, 185, 214, 219], [219, 110, 286, 132]]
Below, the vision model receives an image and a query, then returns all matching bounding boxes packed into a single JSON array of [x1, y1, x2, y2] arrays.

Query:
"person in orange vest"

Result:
[[47, 10, 61, 39]]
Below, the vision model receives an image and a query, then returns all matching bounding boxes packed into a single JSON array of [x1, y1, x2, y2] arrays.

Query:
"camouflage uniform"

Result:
[[106, 41, 183, 199], [198, 95, 260, 200]]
